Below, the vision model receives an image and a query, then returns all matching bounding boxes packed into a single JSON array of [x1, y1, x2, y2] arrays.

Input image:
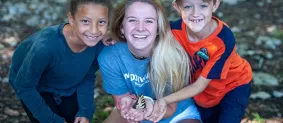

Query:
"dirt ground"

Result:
[[1, 0, 283, 123]]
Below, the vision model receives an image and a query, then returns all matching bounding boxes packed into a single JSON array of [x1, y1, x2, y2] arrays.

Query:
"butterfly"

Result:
[[133, 94, 146, 110]]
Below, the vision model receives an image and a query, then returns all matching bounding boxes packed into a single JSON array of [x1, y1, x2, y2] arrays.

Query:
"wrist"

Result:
[[162, 97, 169, 105], [144, 96, 154, 104]]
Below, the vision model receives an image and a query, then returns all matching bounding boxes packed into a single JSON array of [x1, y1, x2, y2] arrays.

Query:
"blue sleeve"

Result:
[[13, 44, 64, 123], [98, 46, 129, 96], [75, 60, 98, 121], [75, 42, 104, 120]]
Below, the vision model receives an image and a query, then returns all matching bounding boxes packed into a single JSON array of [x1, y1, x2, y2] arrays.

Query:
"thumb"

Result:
[[144, 100, 154, 118], [120, 99, 128, 109]]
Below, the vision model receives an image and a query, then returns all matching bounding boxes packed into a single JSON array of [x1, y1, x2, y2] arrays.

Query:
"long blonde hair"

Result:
[[110, 0, 191, 99]]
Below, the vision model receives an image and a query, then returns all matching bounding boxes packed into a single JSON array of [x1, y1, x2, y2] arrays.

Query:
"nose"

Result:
[[192, 7, 200, 17], [136, 21, 145, 32], [89, 23, 100, 35]]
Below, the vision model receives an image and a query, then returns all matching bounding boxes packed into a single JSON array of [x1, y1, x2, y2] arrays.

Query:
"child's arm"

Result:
[[164, 76, 211, 104], [147, 76, 210, 122], [13, 46, 64, 123], [75, 61, 98, 122]]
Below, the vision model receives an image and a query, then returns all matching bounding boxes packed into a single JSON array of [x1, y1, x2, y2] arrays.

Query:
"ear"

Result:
[[120, 25, 124, 35], [68, 12, 74, 26], [172, 1, 181, 14], [213, 0, 221, 12], [120, 25, 125, 38]]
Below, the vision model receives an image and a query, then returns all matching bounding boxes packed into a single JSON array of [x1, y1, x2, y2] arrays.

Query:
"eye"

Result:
[[81, 20, 89, 25], [145, 20, 153, 24], [128, 19, 137, 23], [200, 4, 208, 8], [98, 20, 106, 25], [184, 5, 192, 9]]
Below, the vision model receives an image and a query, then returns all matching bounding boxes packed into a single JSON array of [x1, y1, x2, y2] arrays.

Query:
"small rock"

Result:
[[266, 25, 277, 33], [4, 36, 18, 47], [273, 91, 283, 98], [3, 115, 8, 120], [231, 27, 241, 33], [94, 88, 100, 99], [56, 0, 68, 4], [257, 2, 264, 7], [255, 36, 282, 50], [216, 12, 223, 18], [103, 107, 113, 112], [253, 72, 279, 86], [21, 112, 27, 116], [222, 0, 239, 5], [254, 13, 261, 19], [2, 77, 9, 83], [246, 31, 256, 37], [250, 91, 271, 100], [0, 43, 4, 50], [4, 107, 20, 116], [265, 52, 273, 59]]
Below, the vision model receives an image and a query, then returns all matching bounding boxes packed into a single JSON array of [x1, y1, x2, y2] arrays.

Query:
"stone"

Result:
[[222, 0, 240, 5], [4, 36, 18, 47], [0, 43, 4, 50], [4, 107, 20, 116], [253, 72, 279, 86], [273, 91, 283, 98], [2, 77, 9, 83], [250, 91, 271, 100], [94, 88, 100, 99]]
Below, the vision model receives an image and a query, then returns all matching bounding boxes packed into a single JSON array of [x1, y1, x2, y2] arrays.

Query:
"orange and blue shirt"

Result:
[[170, 17, 252, 108]]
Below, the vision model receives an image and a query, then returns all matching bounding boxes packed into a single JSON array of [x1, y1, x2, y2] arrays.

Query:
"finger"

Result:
[[148, 108, 160, 121], [154, 107, 167, 123], [74, 117, 80, 123], [153, 113, 164, 123], [144, 103, 153, 118], [129, 109, 141, 120], [80, 118, 88, 123], [133, 110, 143, 121]]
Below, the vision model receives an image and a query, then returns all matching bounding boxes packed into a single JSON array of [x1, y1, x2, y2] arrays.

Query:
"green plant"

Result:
[[92, 95, 114, 123], [252, 112, 265, 123]]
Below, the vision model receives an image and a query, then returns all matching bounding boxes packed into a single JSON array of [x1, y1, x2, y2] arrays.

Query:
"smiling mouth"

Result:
[[85, 35, 99, 40], [190, 19, 204, 23], [133, 34, 147, 39]]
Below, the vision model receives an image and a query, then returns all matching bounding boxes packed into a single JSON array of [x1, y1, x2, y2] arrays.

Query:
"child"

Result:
[[8, 0, 109, 123], [99, 0, 201, 123], [148, 0, 253, 123]]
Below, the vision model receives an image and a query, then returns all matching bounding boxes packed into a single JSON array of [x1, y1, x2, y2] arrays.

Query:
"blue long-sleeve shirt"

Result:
[[9, 23, 104, 122]]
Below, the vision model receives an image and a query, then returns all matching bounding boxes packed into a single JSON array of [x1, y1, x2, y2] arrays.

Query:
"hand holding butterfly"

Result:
[[120, 95, 154, 122]]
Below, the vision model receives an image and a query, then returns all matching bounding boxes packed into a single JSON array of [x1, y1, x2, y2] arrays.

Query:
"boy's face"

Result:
[[173, 0, 220, 33]]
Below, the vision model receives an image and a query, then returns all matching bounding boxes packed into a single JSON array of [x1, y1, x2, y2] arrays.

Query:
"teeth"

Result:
[[133, 35, 147, 39], [86, 35, 98, 40], [191, 19, 203, 23]]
